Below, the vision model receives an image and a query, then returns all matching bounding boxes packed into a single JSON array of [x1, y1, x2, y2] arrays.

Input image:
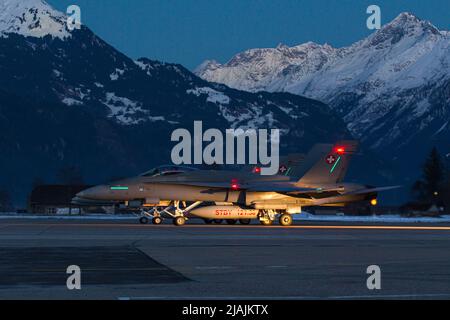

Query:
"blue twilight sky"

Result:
[[49, 0, 449, 70]]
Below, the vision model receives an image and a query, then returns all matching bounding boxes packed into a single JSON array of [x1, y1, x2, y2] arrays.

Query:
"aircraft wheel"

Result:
[[203, 219, 213, 224], [152, 217, 163, 225], [260, 219, 273, 226], [173, 216, 186, 226], [226, 219, 237, 225], [213, 219, 223, 224], [139, 217, 149, 224], [279, 213, 293, 226], [239, 219, 251, 225]]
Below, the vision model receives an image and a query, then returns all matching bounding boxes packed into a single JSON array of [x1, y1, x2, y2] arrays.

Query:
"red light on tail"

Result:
[[334, 147, 346, 155]]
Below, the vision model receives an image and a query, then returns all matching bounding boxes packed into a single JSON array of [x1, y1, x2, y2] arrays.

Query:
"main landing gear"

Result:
[[258, 210, 294, 226], [260, 219, 273, 226], [279, 213, 293, 226], [258, 210, 276, 226]]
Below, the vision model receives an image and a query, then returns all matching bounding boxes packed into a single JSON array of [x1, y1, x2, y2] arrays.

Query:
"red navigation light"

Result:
[[253, 167, 261, 174], [231, 179, 239, 190], [334, 147, 346, 155]]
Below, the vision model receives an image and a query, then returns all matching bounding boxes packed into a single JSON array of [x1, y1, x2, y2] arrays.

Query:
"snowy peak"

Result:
[[0, 0, 70, 39], [195, 40, 338, 92], [388, 12, 439, 34], [364, 12, 441, 48]]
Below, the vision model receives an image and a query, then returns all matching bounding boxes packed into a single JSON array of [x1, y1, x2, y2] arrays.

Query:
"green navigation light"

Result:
[[110, 186, 129, 190], [330, 156, 341, 174], [285, 167, 292, 176]]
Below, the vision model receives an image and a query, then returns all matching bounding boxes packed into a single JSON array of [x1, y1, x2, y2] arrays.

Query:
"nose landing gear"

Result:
[[173, 216, 186, 226], [258, 210, 276, 226], [152, 216, 163, 225], [260, 219, 273, 226]]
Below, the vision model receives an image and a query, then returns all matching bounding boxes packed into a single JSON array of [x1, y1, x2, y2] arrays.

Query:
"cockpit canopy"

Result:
[[140, 165, 198, 177]]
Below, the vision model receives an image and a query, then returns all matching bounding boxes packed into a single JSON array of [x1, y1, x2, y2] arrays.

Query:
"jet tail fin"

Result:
[[297, 141, 359, 186]]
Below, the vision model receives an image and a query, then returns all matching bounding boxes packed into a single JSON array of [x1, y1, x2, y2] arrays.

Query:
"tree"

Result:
[[0, 189, 13, 212], [412, 147, 446, 204], [56, 165, 84, 185]]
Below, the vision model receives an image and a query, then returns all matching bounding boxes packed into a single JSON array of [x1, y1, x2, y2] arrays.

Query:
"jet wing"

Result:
[[151, 180, 316, 193], [312, 186, 401, 205], [344, 185, 401, 195], [242, 185, 317, 193]]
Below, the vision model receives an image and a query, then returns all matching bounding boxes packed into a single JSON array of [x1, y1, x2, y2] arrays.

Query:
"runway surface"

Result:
[[1, 218, 450, 300]]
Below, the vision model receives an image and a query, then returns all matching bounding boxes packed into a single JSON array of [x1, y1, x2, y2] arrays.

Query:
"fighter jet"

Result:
[[74, 141, 399, 226]]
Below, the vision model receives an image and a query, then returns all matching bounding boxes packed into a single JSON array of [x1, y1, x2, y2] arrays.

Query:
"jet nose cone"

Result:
[[76, 189, 87, 198], [76, 185, 107, 200]]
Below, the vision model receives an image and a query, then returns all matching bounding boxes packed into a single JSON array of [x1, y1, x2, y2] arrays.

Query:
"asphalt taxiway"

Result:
[[1, 218, 450, 299]]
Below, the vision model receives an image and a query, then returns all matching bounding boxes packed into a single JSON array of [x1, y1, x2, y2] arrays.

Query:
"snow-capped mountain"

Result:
[[0, 0, 70, 39], [0, 0, 351, 205], [195, 41, 339, 93], [197, 13, 450, 173]]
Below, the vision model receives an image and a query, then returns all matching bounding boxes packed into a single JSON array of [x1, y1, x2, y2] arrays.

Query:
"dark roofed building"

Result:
[[28, 185, 90, 214]]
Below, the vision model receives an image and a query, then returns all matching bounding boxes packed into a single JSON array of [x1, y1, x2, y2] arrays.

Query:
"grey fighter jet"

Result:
[[74, 141, 399, 226]]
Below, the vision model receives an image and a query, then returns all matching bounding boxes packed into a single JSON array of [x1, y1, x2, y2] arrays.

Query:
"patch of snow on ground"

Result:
[[102, 92, 148, 125], [134, 60, 152, 76], [62, 97, 83, 106], [110, 68, 125, 81], [187, 87, 230, 105]]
